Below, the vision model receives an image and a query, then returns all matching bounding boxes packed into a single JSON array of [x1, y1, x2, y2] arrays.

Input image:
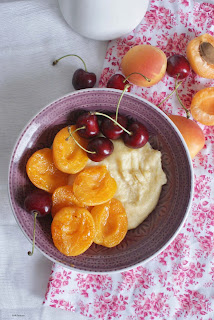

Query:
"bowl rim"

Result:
[[8, 87, 194, 274]]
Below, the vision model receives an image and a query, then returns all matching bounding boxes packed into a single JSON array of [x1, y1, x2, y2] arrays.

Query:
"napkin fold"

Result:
[[44, 1, 214, 319]]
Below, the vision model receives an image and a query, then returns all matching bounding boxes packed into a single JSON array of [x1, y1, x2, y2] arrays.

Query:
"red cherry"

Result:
[[24, 189, 52, 256], [24, 189, 52, 217], [101, 114, 128, 140], [122, 121, 149, 149], [76, 112, 100, 138], [52, 54, 96, 90], [72, 69, 96, 90], [166, 54, 190, 79], [107, 74, 131, 91], [87, 137, 114, 162]]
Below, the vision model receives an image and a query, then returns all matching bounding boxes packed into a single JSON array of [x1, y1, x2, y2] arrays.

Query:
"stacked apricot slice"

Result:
[[91, 199, 128, 248], [51, 185, 85, 218], [73, 166, 117, 206], [26, 148, 69, 193], [51, 206, 96, 256], [52, 125, 88, 174]]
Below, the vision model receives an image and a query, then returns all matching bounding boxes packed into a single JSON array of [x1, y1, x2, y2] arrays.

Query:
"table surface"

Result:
[[0, 1, 107, 319]]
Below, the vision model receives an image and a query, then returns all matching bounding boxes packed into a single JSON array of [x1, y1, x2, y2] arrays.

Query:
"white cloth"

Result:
[[0, 1, 107, 319]]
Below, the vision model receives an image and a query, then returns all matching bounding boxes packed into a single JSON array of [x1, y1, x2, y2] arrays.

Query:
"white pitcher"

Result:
[[58, 0, 150, 41]]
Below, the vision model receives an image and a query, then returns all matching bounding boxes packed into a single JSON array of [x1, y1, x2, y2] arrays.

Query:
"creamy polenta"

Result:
[[86, 140, 167, 230]]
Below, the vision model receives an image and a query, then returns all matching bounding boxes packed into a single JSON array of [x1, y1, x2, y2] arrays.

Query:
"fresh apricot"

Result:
[[186, 33, 214, 79], [190, 87, 214, 126], [26, 148, 69, 193], [121, 44, 167, 87], [168, 115, 205, 159], [73, 165, 117, 206], [91, 198, 128, 248], [51, 206, 95, 256], [51, 185, 85, 218], [52, 125, 88, 174]]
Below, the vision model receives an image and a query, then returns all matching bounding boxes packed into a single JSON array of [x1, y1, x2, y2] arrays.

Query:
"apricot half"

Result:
[[73, 166, 117, 206], [26, 148, 69, 193], [52, 125, 88, 174], [91, 199, 128, 248], [190, 87, 214, 126], [51, 185, 85, 218], [168, 115, 205, 159], [121, 44, 167, 87], [186, 33, 214, 79], [51, 206, 95, 256]]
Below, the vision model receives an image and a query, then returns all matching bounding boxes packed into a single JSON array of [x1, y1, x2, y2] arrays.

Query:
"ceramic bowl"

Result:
[[8, 88, 193, 273]]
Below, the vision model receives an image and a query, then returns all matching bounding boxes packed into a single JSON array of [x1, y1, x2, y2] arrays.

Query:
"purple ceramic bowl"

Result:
[[8, 88, 193, 273]]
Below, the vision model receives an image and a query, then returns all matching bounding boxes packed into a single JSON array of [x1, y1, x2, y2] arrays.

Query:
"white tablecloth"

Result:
[[0, 1, 107, 319]]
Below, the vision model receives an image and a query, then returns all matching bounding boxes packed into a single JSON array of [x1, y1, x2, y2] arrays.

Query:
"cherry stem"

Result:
[[175, 78, 190, 119], [66, 126, 96, 154], [156, 80, 182, 107], [93, 111, 132, 135], [115, 84, 131, 122], [52, 54, 87, 72], [123, 72, 151, 83], [28, 211, 38, 256]]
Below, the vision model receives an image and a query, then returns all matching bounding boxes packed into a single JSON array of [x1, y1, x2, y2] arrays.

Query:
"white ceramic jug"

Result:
[[58, 0, 150, 41]]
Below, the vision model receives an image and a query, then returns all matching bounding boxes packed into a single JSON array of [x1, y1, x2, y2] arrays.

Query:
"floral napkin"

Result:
[[44, 1, 214, 319]]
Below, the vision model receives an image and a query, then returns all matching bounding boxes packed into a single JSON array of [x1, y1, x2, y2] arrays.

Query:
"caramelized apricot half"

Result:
[[52, 125, 88, 174], [190, 87, 214, 126], [26, 148, 69, 193], [51, 185, 85, 217], [51, 206, 95, 256], [73, 166, 117, 206], [186, 33, 214, 79], [91, 199, 128, 248]]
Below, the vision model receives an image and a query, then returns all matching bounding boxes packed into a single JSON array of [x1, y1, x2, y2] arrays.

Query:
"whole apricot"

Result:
[[190, 87, 214, 126], [186, 33, 214, 79], [121, 44, 167, 87], [168, 115, 205, 159]]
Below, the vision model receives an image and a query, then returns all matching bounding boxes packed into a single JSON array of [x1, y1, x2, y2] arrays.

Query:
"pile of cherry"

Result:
[[72, 110, 149, 162]]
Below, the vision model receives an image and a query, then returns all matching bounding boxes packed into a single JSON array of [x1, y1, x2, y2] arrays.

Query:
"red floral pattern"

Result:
[[44, 1, 214, 318]]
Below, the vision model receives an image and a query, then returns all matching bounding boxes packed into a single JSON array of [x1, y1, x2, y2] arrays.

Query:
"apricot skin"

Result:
[[168, 115, 205, 159], [121, 45, 167, 87], [186, 33, 214, 79]]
